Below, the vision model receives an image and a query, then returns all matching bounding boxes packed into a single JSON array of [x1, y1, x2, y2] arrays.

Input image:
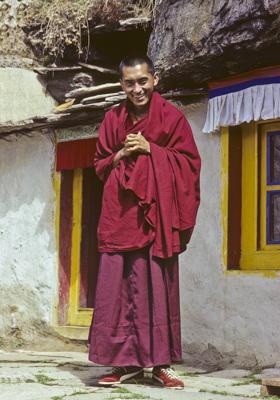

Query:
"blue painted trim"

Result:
[[266, 190, 280, 245], [266, 131, 280, 185], [209, 76, 280, 99]]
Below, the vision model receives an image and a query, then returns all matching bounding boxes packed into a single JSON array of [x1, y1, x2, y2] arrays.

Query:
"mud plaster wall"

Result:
[[0, 132, 57, 339], [179, 100, 280, 367], [0, 68, 55, 123], [0, 67, 57, 340]]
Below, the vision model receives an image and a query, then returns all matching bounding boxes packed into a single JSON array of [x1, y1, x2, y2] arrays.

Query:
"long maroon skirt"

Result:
[[88, 246, 182, 367]]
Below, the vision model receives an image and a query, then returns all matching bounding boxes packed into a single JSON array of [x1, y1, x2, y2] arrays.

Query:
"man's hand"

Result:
[[113, 146, 134, 166], [113, 132, 150, 166], [124, 132, 150, 154]]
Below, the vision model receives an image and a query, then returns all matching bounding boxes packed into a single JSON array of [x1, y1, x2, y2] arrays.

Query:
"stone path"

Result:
[[0, 350, 275, 400]]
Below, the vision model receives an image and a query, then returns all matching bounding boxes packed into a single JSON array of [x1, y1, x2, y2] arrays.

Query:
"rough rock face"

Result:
[[148, 0, 280, 88]]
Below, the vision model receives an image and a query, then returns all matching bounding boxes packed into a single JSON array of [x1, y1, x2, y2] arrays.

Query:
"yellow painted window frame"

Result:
[[221, 121, 280, 271]]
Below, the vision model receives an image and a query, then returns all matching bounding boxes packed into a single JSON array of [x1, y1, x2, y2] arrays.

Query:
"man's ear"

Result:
[[120, 78, 125, 91], [153, 73, 159, 87]]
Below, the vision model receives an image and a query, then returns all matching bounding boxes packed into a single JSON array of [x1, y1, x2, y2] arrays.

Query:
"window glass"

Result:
[[267, 191, 280, 243], [268, 133, 280, 184]]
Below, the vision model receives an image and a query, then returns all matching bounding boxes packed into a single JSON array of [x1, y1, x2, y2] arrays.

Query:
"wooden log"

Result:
[[119, 17, 151, 27], [34, 66, 82, 75], [105, 95, 126, 102], [78, 62, 119, 76], [0, 110, 104, 135], [161, 89, 206, 99], [55, 101, 114, 114], [90, 17, 151, 33], [81, 91, 125, 104], [65, 82, 122, 99]]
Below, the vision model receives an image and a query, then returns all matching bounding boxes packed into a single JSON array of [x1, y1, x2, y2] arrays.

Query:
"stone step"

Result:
[[261, 377, 280, 396]]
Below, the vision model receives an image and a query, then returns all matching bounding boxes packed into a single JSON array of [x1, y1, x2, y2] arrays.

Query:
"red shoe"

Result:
[[153, 367, 184, 389], [98, 366, 143, 385]]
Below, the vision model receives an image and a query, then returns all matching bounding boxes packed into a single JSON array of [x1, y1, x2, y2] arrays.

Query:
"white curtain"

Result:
[[203, 84, 280, 133]]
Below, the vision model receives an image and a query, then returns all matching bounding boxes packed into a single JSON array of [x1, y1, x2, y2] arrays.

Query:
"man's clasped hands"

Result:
[[114, 131, 150, 165]]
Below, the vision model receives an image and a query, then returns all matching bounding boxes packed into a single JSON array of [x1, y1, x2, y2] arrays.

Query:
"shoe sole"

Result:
[[98, 370, 143, 386]]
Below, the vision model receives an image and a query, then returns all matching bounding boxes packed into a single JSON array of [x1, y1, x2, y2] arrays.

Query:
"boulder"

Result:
[[148, 0, 280, 88]]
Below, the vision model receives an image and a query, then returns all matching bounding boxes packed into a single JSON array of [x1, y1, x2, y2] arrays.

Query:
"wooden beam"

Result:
[[105, 95, 126, 102], [119, 17, 151, 27], [0, 111, 104, 135], [81, 91, 125, 104], [55, 102, 114, 114], [34, 66, 82, 75], [161, 89, 207, 98], [65, 82, 122, 99], [78, 62, 119, 76], [90, 17, 152, 33]]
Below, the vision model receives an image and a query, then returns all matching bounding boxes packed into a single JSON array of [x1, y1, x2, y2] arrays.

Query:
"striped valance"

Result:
[[203, 65, 280, 133]]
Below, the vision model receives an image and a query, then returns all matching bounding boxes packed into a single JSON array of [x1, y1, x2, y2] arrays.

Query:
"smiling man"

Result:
[[88, 55, 201, 389]]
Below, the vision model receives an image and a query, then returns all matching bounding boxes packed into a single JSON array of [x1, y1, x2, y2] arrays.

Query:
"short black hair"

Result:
[[119, 55, 155, 77]]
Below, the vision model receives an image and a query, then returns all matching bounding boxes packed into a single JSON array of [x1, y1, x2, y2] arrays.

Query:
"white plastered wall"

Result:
[[0, 68, 57, 340], [179, 100, 280, 367]]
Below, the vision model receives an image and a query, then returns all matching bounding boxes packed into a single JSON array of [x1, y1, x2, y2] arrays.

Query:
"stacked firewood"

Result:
[[58, 82, 125, 114]]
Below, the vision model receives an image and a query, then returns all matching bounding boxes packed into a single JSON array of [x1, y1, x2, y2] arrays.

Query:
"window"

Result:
[[222, 121, 280, 270]]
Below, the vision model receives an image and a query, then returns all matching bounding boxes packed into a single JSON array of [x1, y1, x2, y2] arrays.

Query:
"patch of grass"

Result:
[[69, 391, 90, 396], [24, 0, 155, 63], [199, 389, 230, 396], [231, 376, 262, 386], [72, 366, 84, 371], [35, 373, 56, 385], [51, 396, 65, 400], [266, 397, 280, 400], [111, 388, 131, 394], [24, 378, 36, 383], [109, 393, 151, 400], [199, 388, 256, 398], [178, 371, 199, 377]]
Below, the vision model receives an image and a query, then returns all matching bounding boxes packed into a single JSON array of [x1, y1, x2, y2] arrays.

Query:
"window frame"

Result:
[[221, 121, 280, 271]]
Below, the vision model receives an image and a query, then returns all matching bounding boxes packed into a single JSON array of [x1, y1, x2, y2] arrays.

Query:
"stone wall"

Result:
[[0, 0, 32, 62], [148, 0, 280, 88]]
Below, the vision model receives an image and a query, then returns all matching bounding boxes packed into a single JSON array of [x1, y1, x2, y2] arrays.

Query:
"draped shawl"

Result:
[[94, 92, 201, 259]]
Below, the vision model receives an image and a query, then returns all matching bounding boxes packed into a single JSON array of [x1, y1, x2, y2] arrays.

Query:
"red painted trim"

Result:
[[208, 64, 280, 89], [79, 168, 103, 308], [56, 138, 97, 171], [58, 170, 74, 324]]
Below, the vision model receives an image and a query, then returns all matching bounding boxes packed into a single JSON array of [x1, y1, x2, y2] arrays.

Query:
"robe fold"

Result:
[[94, 91, 201, 258]]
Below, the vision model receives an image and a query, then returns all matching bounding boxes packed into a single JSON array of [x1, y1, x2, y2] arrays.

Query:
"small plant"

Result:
[[24, 0, 155, 63], [109, 392, 151, 400], [69, 390, 91, 396], [178, 371, 199, 377], [111, 388, 131, 394], [35, 373, 56, 385]]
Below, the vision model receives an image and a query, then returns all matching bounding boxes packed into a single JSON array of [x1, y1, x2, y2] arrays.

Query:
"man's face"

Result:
[[120, 63, 159, 111]]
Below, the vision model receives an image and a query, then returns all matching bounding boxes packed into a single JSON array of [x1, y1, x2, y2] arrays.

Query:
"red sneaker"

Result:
[[153, 367, 184, 389], [98, 366, 143, 385]]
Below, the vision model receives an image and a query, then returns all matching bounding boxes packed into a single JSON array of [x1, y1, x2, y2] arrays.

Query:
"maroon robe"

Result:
[[88, 92, 201, 367], [94, 91, 201, 258]]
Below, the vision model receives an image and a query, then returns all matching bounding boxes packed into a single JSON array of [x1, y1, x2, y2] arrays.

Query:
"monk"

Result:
[[88, 55, 201, 389]]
